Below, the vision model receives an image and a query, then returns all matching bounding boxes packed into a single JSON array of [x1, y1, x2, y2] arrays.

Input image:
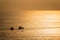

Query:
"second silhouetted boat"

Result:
[[18, 26, 24, 29]]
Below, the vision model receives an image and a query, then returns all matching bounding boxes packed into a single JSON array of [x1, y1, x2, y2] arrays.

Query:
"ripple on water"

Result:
[[0, 29, 60, 40]]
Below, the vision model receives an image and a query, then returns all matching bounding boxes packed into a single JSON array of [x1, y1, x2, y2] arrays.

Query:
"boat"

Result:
[[18, 26, 24, 29], [9, 27, 14, 30]]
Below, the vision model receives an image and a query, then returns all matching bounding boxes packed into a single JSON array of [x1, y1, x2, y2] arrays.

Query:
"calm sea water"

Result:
[[1, 11, 60, 40], [0, 29, 60, 40]]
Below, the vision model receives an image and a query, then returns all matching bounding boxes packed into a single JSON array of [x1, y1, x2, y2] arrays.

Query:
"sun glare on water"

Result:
[[38, 11, 60, 35], [24, 10, 60, 35]]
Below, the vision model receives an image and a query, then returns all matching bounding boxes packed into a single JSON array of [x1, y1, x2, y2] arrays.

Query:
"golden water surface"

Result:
[[0, 10, 60, 40]]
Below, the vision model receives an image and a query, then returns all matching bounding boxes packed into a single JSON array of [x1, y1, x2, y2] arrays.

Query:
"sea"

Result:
[[0, 28, 60, 40], [0, 10, 60, 40]]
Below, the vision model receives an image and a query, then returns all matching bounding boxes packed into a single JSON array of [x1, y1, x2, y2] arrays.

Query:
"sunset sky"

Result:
[[0, 0, 60, 10]]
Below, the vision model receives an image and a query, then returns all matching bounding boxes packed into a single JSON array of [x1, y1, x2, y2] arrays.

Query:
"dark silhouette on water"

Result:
[[18, 26, 24, 29], [9, 27, 14, 30]]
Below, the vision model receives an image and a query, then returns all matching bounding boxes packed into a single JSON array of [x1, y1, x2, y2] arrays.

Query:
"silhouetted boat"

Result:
[[18, 26, 24, 29], [9, 27, 14, 30]]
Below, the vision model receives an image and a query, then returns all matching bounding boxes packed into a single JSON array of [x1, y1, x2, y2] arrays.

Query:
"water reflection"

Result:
[[0, 28, 60, 40], [0, 10, 60, 40]]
